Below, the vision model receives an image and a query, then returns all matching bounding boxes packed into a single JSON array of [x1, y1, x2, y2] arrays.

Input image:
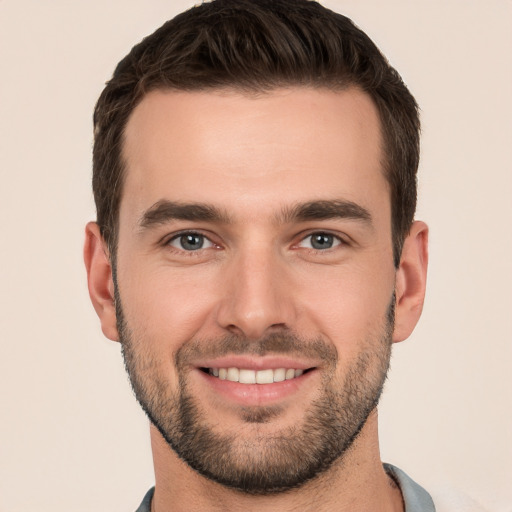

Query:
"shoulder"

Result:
[[385, 464, 490, 512], [135, 486, 155, 512], [384, 463, 436, 511]]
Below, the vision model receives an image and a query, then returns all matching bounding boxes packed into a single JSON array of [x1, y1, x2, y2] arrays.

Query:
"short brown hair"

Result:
[[93, 0, 420, 266]]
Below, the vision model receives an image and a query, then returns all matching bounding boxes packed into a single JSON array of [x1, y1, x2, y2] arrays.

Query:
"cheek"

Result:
[[296, 262, 394, 352], [118, 261, 219, 349], [116, 243, 396, 360]]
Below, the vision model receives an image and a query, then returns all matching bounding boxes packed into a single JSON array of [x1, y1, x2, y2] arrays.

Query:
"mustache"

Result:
[[175, 332, 338, 368]]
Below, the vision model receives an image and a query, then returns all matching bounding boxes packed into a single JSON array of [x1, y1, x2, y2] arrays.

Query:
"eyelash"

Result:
[[164, 230, 347, 254], [296, 232, 345, 251], [165, 231, 217, 252]]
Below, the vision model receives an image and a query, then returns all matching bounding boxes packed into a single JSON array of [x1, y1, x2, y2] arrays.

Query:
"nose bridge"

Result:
[[216, 239, 295, 339]]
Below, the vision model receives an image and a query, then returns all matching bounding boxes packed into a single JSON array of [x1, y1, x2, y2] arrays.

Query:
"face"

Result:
[[115, 87, 397, 493]]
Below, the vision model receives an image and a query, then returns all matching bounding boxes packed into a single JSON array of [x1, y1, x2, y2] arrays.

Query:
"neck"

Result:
[[149, 410, 404, 512]]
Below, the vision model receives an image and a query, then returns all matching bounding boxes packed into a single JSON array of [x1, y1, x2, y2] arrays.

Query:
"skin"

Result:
[[84, 87, 428, 511]]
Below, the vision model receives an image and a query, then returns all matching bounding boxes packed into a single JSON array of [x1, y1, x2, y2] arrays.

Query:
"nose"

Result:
[[215, 246, 297, 339]]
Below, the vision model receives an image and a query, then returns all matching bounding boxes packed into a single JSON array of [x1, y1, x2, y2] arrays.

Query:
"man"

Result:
[[84, 0, 430, 510]]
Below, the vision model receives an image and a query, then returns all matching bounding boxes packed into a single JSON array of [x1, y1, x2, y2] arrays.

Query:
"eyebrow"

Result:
[[278, 199, 372, 225], [139, 200, 232, 229], [138, 198, 372, 230]]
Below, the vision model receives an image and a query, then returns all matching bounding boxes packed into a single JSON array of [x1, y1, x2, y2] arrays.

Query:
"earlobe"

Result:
[[393, 221, 429, 343], [83, 222, 119, 341]]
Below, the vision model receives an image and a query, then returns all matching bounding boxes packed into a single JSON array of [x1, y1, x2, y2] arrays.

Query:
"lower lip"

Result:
[[195, 369, 316, 406]]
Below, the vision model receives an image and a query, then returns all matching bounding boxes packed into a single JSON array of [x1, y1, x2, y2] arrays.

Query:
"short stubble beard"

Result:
[[115, 281, 394, 495]]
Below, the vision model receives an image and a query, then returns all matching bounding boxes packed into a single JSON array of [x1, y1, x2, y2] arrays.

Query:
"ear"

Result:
[[83, 222, 119, 341], [393, 221, 429, 343]]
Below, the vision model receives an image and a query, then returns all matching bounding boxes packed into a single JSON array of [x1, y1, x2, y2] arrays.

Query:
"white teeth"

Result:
[[273, 368, 286, 382], [227, 367, 239, 382], [285, 368, 295, 380], [256, 369, 274, 384], [239, 369, 256, 384], [208, 367, 307, 384]]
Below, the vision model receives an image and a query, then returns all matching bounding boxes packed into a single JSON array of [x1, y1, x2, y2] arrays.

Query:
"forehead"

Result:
[[121, 87, 387, 223]]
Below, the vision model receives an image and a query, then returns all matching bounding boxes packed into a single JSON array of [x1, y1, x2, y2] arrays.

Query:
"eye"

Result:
[[298, 232, 342, 250], [168, 232, 214, 251]]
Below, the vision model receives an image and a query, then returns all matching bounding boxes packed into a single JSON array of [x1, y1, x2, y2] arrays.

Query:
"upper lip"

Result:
[[193, 355, 319, 371]]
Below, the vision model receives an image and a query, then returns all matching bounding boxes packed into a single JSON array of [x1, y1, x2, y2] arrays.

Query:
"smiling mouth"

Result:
[[200, 367, 314, 384]]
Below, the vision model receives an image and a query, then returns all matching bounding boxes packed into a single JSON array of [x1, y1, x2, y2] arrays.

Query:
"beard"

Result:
[[116, 290, 394, 495]]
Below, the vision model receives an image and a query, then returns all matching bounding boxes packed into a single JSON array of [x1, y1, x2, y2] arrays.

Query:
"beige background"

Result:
[[1, 1, 511, 511]]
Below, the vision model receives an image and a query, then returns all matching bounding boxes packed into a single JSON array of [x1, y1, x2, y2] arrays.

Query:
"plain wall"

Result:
[[0, 1, 510, 510]]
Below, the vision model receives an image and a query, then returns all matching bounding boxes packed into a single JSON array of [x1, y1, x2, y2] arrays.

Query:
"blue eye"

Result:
[[169, 233, 213, 251], [299, 233, 341, 250]]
